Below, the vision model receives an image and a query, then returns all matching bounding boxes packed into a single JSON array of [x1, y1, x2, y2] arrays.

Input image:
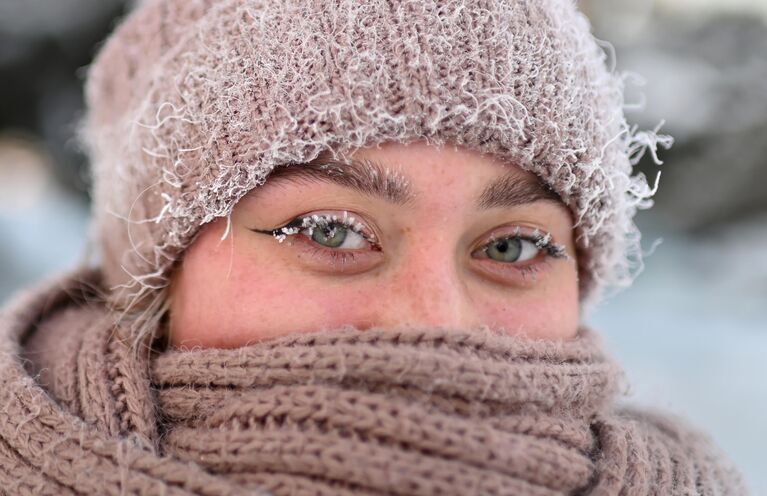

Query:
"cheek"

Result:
[[169, 227, 375, 348], [474, 269, 580, 340]]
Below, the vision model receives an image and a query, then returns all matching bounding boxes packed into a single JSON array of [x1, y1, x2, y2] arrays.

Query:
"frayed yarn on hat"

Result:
[[79, 0, 672, 340]]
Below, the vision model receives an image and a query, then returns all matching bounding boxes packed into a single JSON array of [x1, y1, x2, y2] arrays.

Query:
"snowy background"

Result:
[[1, 0, 765, 493]]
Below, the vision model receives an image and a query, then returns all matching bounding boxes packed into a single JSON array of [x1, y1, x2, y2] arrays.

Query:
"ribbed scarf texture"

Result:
[[0, 270, 746, 495]]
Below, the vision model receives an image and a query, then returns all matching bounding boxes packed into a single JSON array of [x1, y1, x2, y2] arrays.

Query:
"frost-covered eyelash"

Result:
[[252, 211, 377, 245], [253, 216, 567, 260], [487, 227, 570, 260]]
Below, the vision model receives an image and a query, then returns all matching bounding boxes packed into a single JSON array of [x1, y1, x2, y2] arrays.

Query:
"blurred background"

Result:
[[0, 0, 764, 492]]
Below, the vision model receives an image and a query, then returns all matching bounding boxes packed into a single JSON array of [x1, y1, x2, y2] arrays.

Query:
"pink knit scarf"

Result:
[[0, 270, 746, 495]]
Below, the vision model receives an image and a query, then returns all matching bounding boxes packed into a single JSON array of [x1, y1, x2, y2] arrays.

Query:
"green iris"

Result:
[[311, 224, 348, 248], [485, 237, 523, 262]]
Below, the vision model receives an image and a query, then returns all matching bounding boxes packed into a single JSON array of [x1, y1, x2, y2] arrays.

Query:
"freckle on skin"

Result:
[[168, 141, 580, 348]]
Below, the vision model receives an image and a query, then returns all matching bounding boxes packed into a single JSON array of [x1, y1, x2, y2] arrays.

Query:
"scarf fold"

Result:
[[0, 269, 746, 495]]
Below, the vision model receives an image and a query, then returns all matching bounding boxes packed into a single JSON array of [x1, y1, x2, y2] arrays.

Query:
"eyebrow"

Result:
[[263, 156, 563, 210], [476, 168, 563, 209]]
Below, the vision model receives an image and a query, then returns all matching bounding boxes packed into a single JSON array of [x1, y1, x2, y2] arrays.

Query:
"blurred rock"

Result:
[[0, 0, 129, 200], [0, 134, 89, 302], [655, 0, 767, 21], [0, 0, 126, 40], [584, 0, 767, 232], [622, 16, 767, 140], [653, 124, 767, 233], [0, 134, 51, 211], [694, 212, 767, 300]]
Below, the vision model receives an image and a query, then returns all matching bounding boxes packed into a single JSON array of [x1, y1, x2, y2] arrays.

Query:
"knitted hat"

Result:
[[79, 0, 671, 325]]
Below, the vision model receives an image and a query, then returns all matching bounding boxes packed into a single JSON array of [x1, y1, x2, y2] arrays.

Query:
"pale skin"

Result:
[[167, 141, 580, 349]]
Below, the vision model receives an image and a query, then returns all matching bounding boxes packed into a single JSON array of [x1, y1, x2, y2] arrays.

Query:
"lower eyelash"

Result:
[[517, 263, 544, 280], [304, 244, 361, 266]]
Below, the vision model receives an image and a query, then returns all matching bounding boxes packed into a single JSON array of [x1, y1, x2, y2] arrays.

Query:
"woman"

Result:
[[0, 0, 745, 494]]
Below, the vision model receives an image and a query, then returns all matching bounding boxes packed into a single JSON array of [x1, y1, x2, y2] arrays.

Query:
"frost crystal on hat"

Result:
[[79, 0, 672, 336]]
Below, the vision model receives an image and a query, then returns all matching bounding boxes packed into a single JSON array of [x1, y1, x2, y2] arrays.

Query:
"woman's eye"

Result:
[[306, 222, 368, 249], [250, 211, 380, 252], [483, 237, 541, 263], [250, 211, 383, 273]]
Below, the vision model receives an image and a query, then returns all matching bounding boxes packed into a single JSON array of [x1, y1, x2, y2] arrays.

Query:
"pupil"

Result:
[[313, 222, 347, 247], [485, 237, 522, 262]]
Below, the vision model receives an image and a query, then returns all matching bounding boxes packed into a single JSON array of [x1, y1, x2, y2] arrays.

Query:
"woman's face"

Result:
[[167, 141, 580, 348]]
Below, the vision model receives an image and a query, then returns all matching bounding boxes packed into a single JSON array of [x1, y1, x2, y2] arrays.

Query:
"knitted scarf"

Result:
[[0, 269, 745, 495]]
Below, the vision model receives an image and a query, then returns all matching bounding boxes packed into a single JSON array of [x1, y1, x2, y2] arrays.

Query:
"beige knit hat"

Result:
[[79, 0, 671, 327]]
